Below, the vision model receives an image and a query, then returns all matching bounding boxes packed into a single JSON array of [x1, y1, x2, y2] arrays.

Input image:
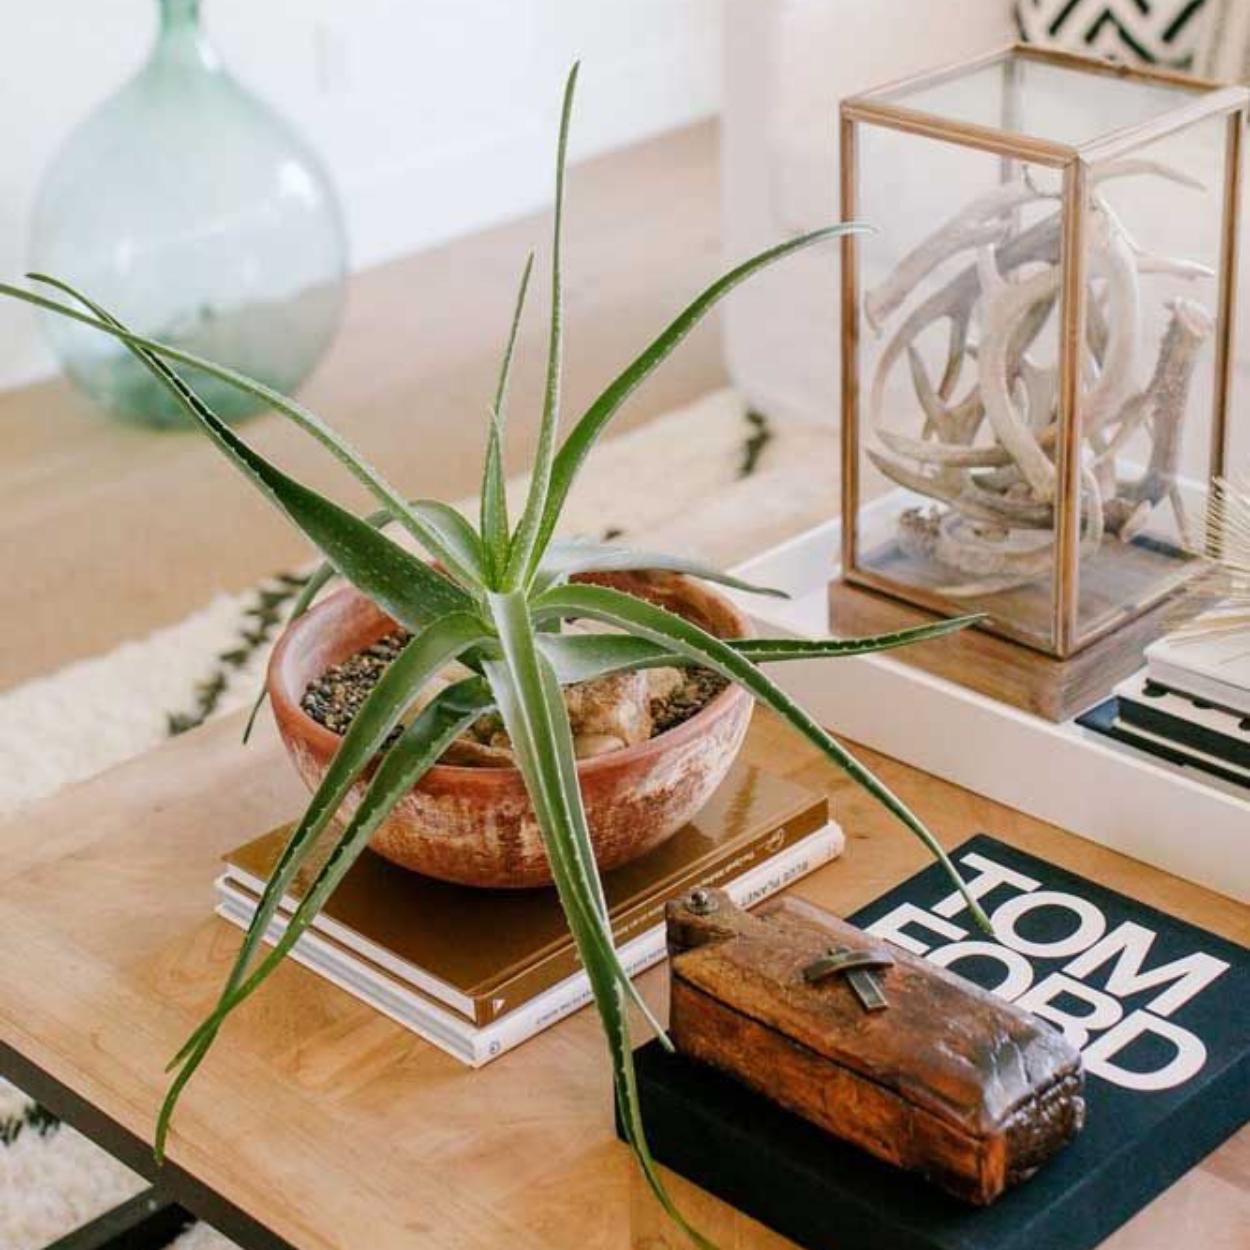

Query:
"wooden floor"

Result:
[[0, 121, 726, 692]]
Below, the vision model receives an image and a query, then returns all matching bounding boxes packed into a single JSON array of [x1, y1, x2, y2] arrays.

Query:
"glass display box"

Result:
[[837, 45, 1247, 694]]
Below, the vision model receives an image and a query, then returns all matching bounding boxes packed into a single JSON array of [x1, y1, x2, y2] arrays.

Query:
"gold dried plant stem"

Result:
[[1053, 158, 1088, 657], [840, 109, 860, 579], [1211, 110, 1245, 481]]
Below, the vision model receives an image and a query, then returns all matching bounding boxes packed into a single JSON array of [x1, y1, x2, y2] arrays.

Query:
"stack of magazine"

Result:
[[215, 759, 842, 1066], [1079, 615, 1249, 791]]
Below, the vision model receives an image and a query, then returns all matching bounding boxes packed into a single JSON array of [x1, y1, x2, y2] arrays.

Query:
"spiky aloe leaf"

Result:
[[241, 496, 493, 741], [23, 278, 472, 630], [521, 222, 873, 583], [159, 676, 494, 1158], [536, 613, 985, 687], [504, 63, 578, 587], [59, 281, 494, 1080], [17, 275, 481, 583], [167, 605, 488, 1076], [482, 251, 535, 576], [534, 539, 787, 598], [731, 616, 986, 660], [535, 582, 991, 931], [577, 922, 716, 1250], [538, 632, 670, 684], [605, 970, 716, 1250], [486, 591, 604, 912], [405, 499, 487, 587], [483, 590, 668, 1039], [480, 646, 707, 1247]]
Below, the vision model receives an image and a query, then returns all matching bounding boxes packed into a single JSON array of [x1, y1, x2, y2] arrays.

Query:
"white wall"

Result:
[[0, 0, 723, 391], [720, 0, 1015, 425]]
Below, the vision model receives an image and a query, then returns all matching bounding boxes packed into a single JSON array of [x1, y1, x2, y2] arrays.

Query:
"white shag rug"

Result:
[[0, 388, 835, 1249]]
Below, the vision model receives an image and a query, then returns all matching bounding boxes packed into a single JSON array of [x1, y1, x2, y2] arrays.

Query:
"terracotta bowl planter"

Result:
[[267, 571, 754, 888]]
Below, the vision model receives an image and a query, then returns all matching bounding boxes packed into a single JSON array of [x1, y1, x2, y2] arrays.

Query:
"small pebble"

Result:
[[301, 629, 412, 742], [649, 667, 728, 735]]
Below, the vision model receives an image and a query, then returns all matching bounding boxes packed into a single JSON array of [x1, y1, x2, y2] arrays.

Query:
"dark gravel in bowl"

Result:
[[300, 630, 727, 745]]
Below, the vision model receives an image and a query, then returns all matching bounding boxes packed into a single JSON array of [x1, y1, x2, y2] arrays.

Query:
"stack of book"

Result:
[[1078, 618, 1249, 791], [215, 758, 842, 1066]]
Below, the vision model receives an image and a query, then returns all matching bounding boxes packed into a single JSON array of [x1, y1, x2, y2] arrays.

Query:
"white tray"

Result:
[[727, 519, 1250, 903]]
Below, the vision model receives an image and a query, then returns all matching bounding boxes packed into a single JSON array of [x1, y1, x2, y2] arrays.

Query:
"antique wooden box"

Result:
[[666, 887, 1085, 1204]]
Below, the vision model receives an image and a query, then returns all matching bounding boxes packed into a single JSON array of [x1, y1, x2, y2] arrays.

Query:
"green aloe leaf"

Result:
[[167, 608, 489, 1075], [535, 582, 991, 931], [522, 222, 873, 583], [534, 539, 788, 598], [582, 935, 716, 1250], [241, 497, 495, 742], [485, 593, 605, 921], [538, 632, 670, 684], [732, 615, 986, 660], [18, 275, 477, 582], [536, 613, 984, 688], [480, 648, 702, 1243], [482, 251, 535, 577], [482, 414, 508, 583], [405, 499, 486, 588], [23, 279, 472, 631], [503, 63, 578, 587], [242, 504, 396, 743], [484, 590, 666, 1039], [604, 973, 717, 1250], [159, 676, 493, 1159], [41, 281, 492, 1088]]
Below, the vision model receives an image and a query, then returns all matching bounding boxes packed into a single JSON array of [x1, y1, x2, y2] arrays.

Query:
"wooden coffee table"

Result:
[[1, 707, 1245, 1250], [1, 119, 1245, 1250]]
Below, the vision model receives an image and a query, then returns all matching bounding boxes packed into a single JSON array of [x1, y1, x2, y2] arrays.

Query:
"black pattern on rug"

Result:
[[167, 573, 309, 737], [2, 572, 309, 1155]]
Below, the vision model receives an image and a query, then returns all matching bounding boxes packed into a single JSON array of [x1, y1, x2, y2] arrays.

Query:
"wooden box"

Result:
[[666, 888, 1085, 1204]]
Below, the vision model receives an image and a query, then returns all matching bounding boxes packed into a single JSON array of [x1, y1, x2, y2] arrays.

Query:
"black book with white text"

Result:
[[626, 834, 1249, 1250]]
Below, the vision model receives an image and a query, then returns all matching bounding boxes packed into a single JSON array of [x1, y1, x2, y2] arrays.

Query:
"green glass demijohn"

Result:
[[29, 0, 347, 427]]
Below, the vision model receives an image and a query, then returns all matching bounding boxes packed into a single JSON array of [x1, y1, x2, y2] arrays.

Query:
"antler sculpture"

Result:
[[864, 163, 1214, 598]]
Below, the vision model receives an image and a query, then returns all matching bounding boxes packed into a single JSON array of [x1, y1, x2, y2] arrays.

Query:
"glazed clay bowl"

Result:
[[266, 570, 754, 888]]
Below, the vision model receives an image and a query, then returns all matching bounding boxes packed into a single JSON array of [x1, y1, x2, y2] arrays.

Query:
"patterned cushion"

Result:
[[1015, 0, 1211, 69]]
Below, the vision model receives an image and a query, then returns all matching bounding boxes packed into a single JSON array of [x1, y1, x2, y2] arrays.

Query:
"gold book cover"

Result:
[[223, 751, 830, 1025]]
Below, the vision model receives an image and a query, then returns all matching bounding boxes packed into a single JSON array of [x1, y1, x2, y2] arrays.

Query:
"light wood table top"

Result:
[[0, 706, 1246, 1250]]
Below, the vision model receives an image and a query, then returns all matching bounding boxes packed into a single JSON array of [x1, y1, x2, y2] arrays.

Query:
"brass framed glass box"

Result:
[[837, 44, 1247, 698]]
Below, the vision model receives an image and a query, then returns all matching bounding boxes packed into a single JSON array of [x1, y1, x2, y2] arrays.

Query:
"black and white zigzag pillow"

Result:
[[1016, 0, 1211, 69]]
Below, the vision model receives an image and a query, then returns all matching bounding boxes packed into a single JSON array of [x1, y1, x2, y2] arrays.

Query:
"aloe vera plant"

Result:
[[2, 64, 990, 1244]]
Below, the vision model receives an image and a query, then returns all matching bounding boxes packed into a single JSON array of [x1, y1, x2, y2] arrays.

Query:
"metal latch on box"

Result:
[[802, 945, 894, 1012]]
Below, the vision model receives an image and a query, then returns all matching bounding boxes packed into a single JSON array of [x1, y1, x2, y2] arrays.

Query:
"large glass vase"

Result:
[[29, 0, 347, 428]]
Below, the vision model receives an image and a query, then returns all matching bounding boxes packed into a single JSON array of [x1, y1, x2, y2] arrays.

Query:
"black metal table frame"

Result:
[[2, 1041, 296, 1250]]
